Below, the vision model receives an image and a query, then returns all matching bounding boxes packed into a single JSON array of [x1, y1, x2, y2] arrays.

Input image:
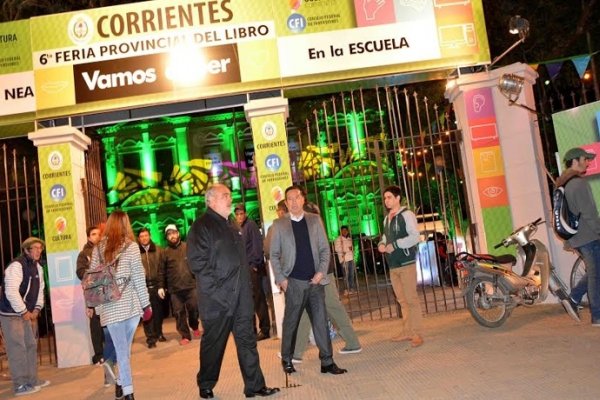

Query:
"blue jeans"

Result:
[[107, 316, 139, 395], [103, 326, 116, 364], [571, 274, 588, 304], [343, 261, 357, 291], [577, 240, 600, 322]]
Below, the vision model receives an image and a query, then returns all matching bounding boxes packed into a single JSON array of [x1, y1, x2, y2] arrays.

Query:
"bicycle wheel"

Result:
[[570, 256, 588, 306]]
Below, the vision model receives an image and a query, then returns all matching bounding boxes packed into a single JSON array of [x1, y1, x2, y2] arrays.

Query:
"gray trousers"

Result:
[[294, 273, 360, 358], [281, 278, 333, 367], [0, 315, 38, 390]]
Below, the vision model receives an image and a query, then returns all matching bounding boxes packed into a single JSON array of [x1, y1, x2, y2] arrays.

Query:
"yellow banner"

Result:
[[38, 144, 80, 252], [251, 113, 292, 224]]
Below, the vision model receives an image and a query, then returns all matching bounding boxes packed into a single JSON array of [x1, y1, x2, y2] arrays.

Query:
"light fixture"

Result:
[[498, 74, 524, 101], [498, 73, 536, 113], [489, 16, 530, 68], [508, 15, 529, 39]]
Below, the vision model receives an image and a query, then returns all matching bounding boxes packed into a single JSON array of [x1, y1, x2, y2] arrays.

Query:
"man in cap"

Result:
[[234, 203, 271, 341], [160, 224, 201, 345], [557, 147, 600, 326], [0, 237, 50, 396]]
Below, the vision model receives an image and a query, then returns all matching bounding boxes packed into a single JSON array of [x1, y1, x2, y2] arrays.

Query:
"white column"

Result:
[[29, 126, 93, 367]]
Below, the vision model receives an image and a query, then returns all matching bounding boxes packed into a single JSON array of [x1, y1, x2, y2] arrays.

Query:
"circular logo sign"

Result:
[[50, 184, 67, 202], [261, 121, 277, 141], [287, 13, 306, 33], [68, 13, 94, 45], [265, 154, 282, 172], [48, 151, 63, 170]]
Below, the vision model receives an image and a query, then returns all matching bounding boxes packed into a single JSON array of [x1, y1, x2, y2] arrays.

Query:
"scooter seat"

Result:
[[465, 253, 517, 265]]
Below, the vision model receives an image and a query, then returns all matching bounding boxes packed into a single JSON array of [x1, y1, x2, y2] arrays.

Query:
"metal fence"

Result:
[[289, 85, 469, 322], [0, 139, 55, 371]]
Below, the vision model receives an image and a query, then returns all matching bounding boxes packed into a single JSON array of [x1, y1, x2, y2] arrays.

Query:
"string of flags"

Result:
[[529, 52, 599, 80]]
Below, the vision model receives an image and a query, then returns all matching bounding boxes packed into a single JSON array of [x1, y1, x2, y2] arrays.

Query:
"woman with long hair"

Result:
[[91, 210, 151, 400]]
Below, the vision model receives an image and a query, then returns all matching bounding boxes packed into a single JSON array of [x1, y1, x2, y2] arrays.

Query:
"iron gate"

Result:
[[289, 85, 471, 321]]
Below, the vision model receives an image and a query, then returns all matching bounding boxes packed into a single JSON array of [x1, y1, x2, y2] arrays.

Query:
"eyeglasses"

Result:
[[29, 245, 44, 251]]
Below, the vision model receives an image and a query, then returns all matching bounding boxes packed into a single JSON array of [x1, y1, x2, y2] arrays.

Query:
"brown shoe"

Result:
[[391, 335, 411, 342], [410, 335, 424, 347]]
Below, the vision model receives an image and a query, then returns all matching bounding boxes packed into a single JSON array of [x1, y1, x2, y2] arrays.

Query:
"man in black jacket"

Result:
[[138, 228, 166, 348], [187, 183, 279, 399], [234, 203, 271, 341], [160, 224, 201, 345], [75, 225, 103, 364]]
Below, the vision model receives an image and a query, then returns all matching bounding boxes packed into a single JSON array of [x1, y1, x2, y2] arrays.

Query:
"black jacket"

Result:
[[76, 241, 95, 280], [139, 241, 164, 288], [187, 207, 254, 320], [161, 240, 196, 293]]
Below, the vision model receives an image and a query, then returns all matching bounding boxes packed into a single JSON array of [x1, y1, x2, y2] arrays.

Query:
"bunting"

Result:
[[527, 52, 597, 80], [572, 55, 591, 78], [545, 62, 563, 80]]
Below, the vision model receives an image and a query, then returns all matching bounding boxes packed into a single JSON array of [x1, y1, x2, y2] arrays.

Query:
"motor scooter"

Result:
[[454, 218, 580, 328]]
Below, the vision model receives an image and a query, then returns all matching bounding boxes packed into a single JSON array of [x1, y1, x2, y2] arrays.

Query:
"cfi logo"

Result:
[[261, 121, 277, 141], [287, 13, 306, 33], [50, 184, 67, 202], [67, 13, 94, 45], [48, 151, 63, 170], [265, 154, 282, 171]]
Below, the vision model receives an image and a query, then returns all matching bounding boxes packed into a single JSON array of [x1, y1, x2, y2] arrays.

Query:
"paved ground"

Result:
[[0, 304, 598, 399]]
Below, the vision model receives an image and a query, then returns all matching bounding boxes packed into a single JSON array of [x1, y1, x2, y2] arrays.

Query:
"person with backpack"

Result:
[[378, 185, 424, 347], [91, 210, 152, 400], [0, 237, 50, 396], [556, 147, 600, 326]]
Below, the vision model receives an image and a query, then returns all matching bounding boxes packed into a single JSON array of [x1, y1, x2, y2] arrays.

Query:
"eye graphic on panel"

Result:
[[482, 186, 503, 198]]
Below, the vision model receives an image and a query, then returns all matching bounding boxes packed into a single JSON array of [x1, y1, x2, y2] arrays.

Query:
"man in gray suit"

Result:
[[269, 185, 347, 375]]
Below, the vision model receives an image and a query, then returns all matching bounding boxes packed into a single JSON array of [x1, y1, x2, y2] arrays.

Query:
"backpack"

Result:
[[552, 178, 580, 240], [82, 244, 130, 308]]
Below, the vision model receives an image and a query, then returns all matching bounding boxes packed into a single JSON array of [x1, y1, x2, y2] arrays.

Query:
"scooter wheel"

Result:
[[465, 277, 511, 328]]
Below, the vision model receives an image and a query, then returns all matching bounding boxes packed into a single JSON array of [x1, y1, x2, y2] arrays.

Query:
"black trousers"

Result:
[[171, 288, 199, 340], [143, 287, 164, 344], [280, 278, 333, 367], [197, 310, 266, 395], [89, 310, 104, 364], [250, 269, 271, 335]]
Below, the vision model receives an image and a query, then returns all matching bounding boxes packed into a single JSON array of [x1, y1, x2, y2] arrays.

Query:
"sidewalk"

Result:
[[0, 304, 598, 399]]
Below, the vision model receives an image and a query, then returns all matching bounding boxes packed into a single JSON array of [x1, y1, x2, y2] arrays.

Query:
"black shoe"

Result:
[[199, 388, 214, 399], [282, 360, 296, 374], [245, 386, 280, 398], [321, 363, 348, 375], [123, 394, 135, 400], [158, 335, 167, 342], [115, 384, 123, 399], [256, 331, 270, 341], [147, 342, 157, 348]]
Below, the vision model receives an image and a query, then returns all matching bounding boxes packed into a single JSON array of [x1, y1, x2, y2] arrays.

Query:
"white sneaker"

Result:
[[34, 380, 50, 389], [338, 347, 363, 354], [14, 384, 40, 396]]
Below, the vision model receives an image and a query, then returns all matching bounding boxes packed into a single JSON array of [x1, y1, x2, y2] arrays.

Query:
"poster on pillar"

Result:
[[250, 114, 292, 226], [38, 144, 83, 324]]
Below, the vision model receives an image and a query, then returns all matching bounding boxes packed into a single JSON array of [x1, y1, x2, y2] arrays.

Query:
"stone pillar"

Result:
[[244, 97, 291, 339], [445, 62, 572, 283], [29, 126, 93, 367]]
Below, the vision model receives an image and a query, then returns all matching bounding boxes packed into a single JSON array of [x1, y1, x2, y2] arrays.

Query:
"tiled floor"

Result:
[[0, 304, 598, 399]]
